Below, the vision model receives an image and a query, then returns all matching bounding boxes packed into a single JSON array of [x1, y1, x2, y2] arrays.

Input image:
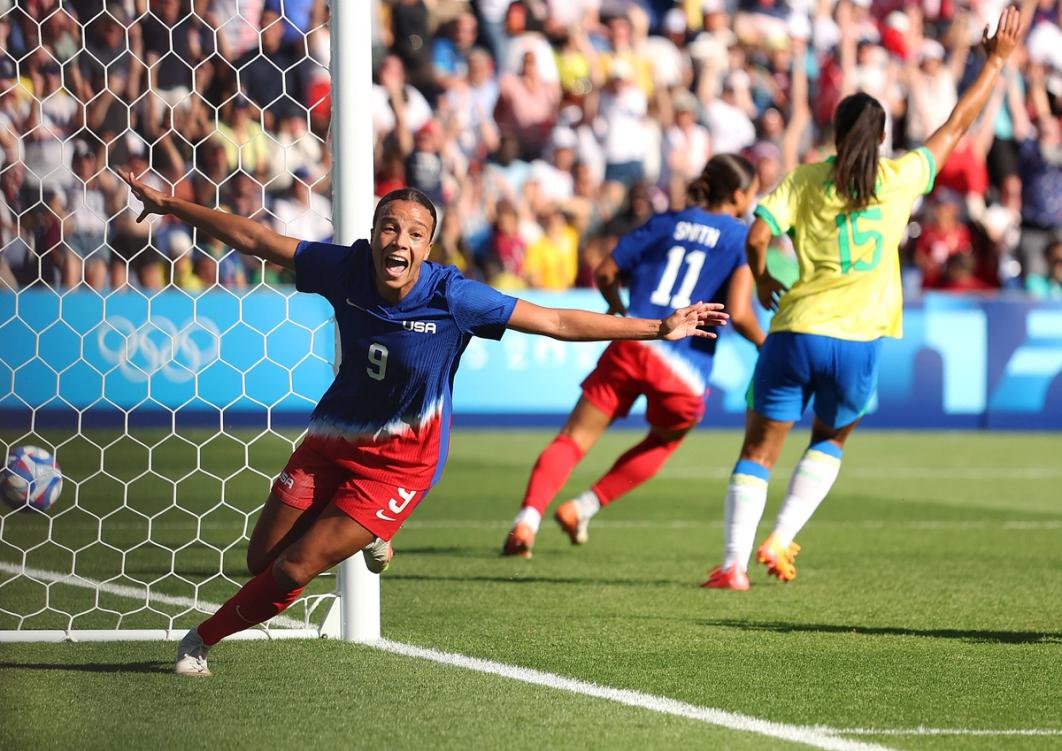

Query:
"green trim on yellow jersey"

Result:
[[915, 146, 937, 195], [754, 204, 783, 237]]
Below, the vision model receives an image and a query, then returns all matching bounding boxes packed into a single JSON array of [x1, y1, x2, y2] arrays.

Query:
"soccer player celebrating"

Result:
[[703, 7, 1023, 590], [502, 155, 767, 557], [119, 176, 728, 675]]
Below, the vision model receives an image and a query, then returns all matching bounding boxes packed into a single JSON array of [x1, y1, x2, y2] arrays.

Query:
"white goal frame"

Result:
[[0, 0, 379, 643]]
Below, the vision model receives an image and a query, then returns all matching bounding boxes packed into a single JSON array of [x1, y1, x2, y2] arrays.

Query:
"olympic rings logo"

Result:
[[95, 315, 221, 383]]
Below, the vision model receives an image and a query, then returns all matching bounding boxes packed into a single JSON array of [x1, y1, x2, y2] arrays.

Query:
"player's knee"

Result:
[[738, 445, 775, 469], [649, 425, 689, 445], [246, 549, 268, 576], [272, 553, 316, 590]]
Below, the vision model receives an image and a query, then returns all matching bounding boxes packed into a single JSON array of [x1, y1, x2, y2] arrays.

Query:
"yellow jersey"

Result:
[[754, 147, 936, 341]]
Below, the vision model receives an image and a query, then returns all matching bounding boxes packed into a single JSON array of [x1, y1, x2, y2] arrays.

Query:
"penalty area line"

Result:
[[371, 639, 896, 751]]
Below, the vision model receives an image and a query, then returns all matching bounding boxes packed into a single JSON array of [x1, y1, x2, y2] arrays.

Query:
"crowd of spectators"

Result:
[[0, 0, 1060, 300]]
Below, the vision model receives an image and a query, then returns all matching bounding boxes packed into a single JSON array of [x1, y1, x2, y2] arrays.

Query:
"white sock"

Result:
[[772, 445, 842, 546], [514, 506, 542, 533], [721, 461, 770, 570], [573, 490, 601, 520]]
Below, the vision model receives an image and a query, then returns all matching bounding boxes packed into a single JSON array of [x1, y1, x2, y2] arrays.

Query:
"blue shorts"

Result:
[[746, 332, 882, 428]]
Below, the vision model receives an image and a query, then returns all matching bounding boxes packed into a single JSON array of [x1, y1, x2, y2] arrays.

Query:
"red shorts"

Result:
[[581, 341, 707, 429], [271, 437, 426, 541]]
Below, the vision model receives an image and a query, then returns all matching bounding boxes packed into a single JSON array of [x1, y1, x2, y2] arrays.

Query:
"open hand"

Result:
[[659, 302, 728, 341], [981, 6, 1021, 63], [755, 273, 788, 312], [120, 170, 168, 223]]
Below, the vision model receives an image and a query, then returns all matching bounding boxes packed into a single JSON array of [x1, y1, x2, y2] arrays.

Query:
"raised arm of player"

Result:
[[506, 299, 728, 342], [593, 256, 628, 316], [922, 6, 1022, 169], [120, 170, 299, 269]]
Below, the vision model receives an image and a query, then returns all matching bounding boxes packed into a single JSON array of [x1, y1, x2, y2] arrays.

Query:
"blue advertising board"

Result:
[[1, 289, 1060, 429]]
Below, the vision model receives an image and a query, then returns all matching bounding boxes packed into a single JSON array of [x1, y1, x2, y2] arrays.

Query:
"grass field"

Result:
[[1, 427, 1060, 750]]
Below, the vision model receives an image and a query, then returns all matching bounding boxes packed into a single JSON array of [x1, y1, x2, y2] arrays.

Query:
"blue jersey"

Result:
[[295, 239, 517, 488], [611, 207, 748, 393]]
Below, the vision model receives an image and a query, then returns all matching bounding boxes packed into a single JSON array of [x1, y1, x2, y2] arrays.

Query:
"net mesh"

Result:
[[0, 0, 339, 635]]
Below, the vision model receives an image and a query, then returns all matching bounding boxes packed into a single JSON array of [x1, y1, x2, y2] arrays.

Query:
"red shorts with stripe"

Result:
[[271, 436, 426, 541], [581, 341, 707, 429]]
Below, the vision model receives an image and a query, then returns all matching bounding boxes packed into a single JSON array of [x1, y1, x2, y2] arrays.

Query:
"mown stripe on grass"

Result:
[[373, 639, 896, 751]]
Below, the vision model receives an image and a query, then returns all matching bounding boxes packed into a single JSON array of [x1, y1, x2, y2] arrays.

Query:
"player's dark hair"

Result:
[[832, 93, 886, 210], [373, 188, 439, 238], [687, 154, 756, 210]]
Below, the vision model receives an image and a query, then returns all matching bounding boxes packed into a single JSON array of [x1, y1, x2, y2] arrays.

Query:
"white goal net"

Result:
[[0, 0, 376, 641]]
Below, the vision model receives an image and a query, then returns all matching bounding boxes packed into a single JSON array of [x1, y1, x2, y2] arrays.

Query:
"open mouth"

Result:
[[382, 253, 410, 279]]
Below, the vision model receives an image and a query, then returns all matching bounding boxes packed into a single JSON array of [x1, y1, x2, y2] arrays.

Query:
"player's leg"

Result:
[[555, 423, 690, 546], [176, 444, 344, 675], [193, 506, 375, 650], [246, 494, 325, 575], [705, 333, 807, 589], [760, 337, 882, 579], [703, 411, 794, 589], [504, 343, 637, 557], [555, 377, 702, 546], [246, 441, 342, 574], [764, 417, 857, 553], [179, 475, 419, 674], [503, 396, 612, 557]]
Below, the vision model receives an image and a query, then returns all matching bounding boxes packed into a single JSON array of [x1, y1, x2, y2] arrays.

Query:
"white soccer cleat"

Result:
[[363, 536, 393, 574], [175, 628, 211, 676]]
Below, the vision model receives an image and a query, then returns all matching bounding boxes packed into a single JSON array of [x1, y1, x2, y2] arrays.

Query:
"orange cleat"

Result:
[[701, 564, 750, 590], [554, 500, 589, 545], [756, 533, 801, 581], [501, 522, 535, 558]]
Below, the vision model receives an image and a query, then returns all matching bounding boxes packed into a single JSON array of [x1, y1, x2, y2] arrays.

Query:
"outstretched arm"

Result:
[[506, 299, 728, 342], [922, 6, 1022, 169], [120, 171, 299, 269]]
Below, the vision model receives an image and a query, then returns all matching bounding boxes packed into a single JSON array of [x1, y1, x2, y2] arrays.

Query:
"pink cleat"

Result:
[[701, 564, 750, 590]]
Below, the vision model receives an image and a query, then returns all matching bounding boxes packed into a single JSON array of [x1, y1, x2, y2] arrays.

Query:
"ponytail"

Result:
[[687, 153, 756, 210], [832, 93, 886, 210]]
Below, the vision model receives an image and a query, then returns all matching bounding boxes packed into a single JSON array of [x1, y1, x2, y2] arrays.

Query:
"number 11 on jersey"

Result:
[[650, 246, 706, 308]]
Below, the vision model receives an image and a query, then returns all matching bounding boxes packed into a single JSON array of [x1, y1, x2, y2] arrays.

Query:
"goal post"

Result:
[[0, 0, 379, 642], [329, 0, 381, 644]]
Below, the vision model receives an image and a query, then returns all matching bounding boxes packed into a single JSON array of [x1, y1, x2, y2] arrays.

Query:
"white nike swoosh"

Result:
[[375, 510, 397, 522], [345, 298, 367, 311]]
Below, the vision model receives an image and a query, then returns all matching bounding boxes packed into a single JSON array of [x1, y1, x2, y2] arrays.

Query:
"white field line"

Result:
[[372, 639, 895, 751], [829, 727, 1062, 737], [0, 561, 306, 629], [660, 467, 1062, 480], [58, 519, 1061, 532], [1, 564, 1055, 748], [400, 519, 1062, 531]]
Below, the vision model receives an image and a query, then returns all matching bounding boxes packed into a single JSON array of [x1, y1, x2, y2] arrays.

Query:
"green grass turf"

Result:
[[1, 428, 1061, 750]]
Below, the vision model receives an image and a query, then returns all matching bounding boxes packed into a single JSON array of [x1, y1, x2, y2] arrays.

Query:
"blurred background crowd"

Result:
[[1, 0, 1060, 298]]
